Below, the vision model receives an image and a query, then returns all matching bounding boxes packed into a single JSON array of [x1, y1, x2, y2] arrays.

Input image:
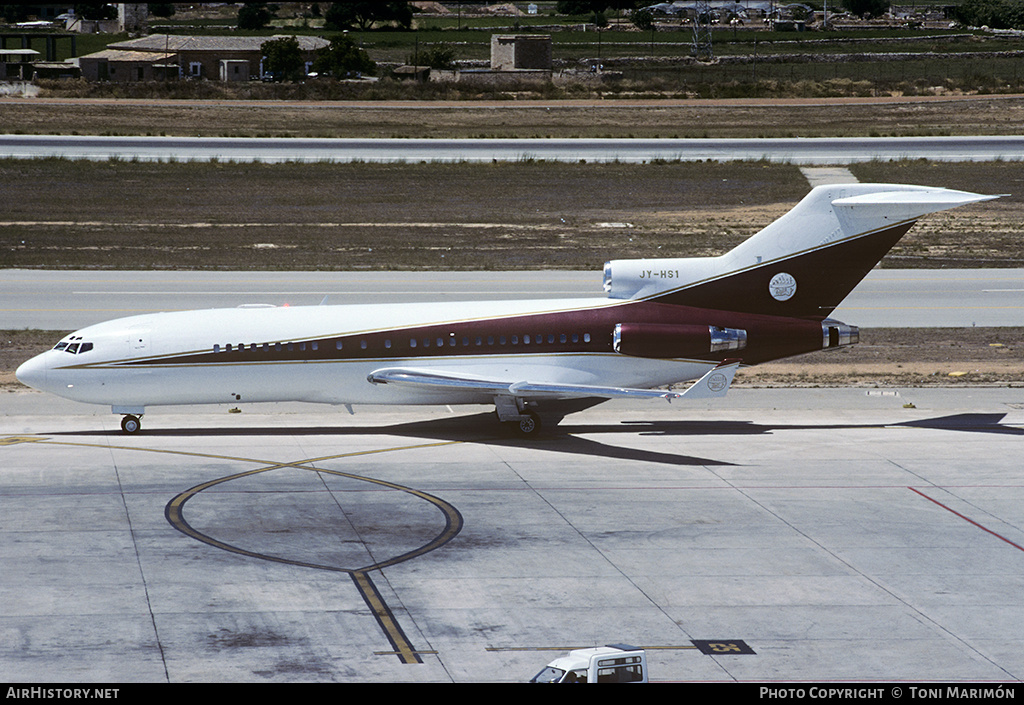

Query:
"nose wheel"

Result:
[[120, 414, 142, 434]]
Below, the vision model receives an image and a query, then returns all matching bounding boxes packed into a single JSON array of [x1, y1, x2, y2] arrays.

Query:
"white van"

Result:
[[529, 644, 647, 683]]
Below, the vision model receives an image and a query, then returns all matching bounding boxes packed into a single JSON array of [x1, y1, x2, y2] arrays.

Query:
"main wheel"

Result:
[[120, 415, 141, 434], [514, 413, 541, 436]]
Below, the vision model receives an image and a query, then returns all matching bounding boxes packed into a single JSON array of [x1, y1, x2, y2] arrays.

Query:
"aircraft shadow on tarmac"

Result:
[[45, 411, 1022, 468]]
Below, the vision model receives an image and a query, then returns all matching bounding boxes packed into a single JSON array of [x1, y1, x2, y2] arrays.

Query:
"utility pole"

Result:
[[691, 0, 713, 62]]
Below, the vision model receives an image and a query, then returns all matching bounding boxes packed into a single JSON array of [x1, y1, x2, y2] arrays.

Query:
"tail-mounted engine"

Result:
[[614, 323, 747, 359], [604, 258, 713, 300], [822, 319, 859, 349]]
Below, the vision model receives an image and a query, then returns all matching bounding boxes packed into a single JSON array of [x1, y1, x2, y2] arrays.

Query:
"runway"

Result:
[[3, 389, 1023, 682], [4, 269, 1024, 330], [3, 134, 1024, 164]]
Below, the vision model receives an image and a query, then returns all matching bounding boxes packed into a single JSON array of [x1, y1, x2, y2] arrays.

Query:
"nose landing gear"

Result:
[[120, 414, 142, 434]]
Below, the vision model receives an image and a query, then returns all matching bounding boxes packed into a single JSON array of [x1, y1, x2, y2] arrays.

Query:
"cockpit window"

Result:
[[56, 340, 93, 354]]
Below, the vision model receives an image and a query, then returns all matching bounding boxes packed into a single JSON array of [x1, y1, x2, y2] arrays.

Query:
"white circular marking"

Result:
[[769, 272, 797, 302], [706, 372, 728, 392]]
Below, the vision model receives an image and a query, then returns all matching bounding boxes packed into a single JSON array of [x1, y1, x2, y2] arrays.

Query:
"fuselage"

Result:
[[17, 184, 993, 430], [15, 294, 827, 410]]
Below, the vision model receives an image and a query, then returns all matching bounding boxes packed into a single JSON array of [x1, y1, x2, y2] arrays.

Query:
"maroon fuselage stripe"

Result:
[[124, 223, 915, 369], [126, 299, 823, 368]]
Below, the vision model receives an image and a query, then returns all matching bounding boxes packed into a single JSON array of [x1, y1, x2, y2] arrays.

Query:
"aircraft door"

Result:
[[127, 326, 151, 357]]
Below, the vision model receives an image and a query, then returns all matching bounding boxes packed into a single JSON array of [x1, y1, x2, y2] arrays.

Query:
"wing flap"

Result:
[[367, 360, 740, 402], [366, 368, 511, 395]]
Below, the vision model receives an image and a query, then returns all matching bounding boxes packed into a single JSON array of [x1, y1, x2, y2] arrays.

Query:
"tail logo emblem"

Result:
[[706, 372, 729, 392], [769, 272, 797, 302]]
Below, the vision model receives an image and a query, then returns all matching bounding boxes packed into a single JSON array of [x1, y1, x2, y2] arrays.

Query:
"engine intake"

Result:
[[614, 323, 747, 359]]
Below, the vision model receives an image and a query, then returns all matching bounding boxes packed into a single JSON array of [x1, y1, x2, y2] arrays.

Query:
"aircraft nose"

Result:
[[15, 353, 48, 392]]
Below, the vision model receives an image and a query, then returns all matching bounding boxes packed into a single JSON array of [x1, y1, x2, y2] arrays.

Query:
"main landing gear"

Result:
[[120, 414, 142, 434], [510, 412, 542, 437], [494, 396, 543, 436]]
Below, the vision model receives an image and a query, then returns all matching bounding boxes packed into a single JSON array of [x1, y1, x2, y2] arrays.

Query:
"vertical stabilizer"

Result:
[[605, 184, 997, 319]]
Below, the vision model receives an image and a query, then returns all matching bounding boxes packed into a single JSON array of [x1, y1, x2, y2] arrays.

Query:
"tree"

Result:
[[557, 0, 602, 13], [951, 0, 1024, 29], [74, 3, 116, 20], [556, 1, 637, 14], [148, 3, 175, 18], [261, 36, 304, 81], [312, 35, 376, 77], [631, 7, 654, 31], [415, 43, 456, 70], [238, 3, 272, 30], [0, 5, 30, 22], [839, 0, 889, 18], [324, 1, 413, 31]]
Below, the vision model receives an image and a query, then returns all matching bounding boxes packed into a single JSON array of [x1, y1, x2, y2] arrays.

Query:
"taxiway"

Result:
[[2, 388, 1023, 682]]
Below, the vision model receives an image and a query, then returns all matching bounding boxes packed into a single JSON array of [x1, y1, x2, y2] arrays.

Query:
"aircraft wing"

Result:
[[367, 360, 740, 402]]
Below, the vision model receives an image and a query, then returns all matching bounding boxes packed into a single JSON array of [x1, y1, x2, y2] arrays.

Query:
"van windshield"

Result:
[[529, 666, 565, 683]]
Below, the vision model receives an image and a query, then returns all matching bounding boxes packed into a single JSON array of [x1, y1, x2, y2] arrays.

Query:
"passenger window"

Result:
[[334, 341, 342, 350], [410, 339, 417, 348], [584, 333, 591, 342]]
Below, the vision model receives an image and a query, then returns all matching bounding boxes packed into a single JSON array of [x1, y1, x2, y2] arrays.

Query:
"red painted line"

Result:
[[909, 487, 1024, 553]]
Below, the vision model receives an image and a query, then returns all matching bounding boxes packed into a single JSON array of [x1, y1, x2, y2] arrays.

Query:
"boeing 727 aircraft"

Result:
[[16, 183, 995, 435]]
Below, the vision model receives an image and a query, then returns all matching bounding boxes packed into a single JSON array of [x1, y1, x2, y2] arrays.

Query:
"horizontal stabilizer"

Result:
[[367, 360, 740, 402], [832, 187, 1000, 223]]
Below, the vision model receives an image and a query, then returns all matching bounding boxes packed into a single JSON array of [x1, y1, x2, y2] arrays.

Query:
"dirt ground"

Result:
[[4, 327, 1021, 394], [4, 94, 1024, 139], [2, 160, 1021, 270]]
